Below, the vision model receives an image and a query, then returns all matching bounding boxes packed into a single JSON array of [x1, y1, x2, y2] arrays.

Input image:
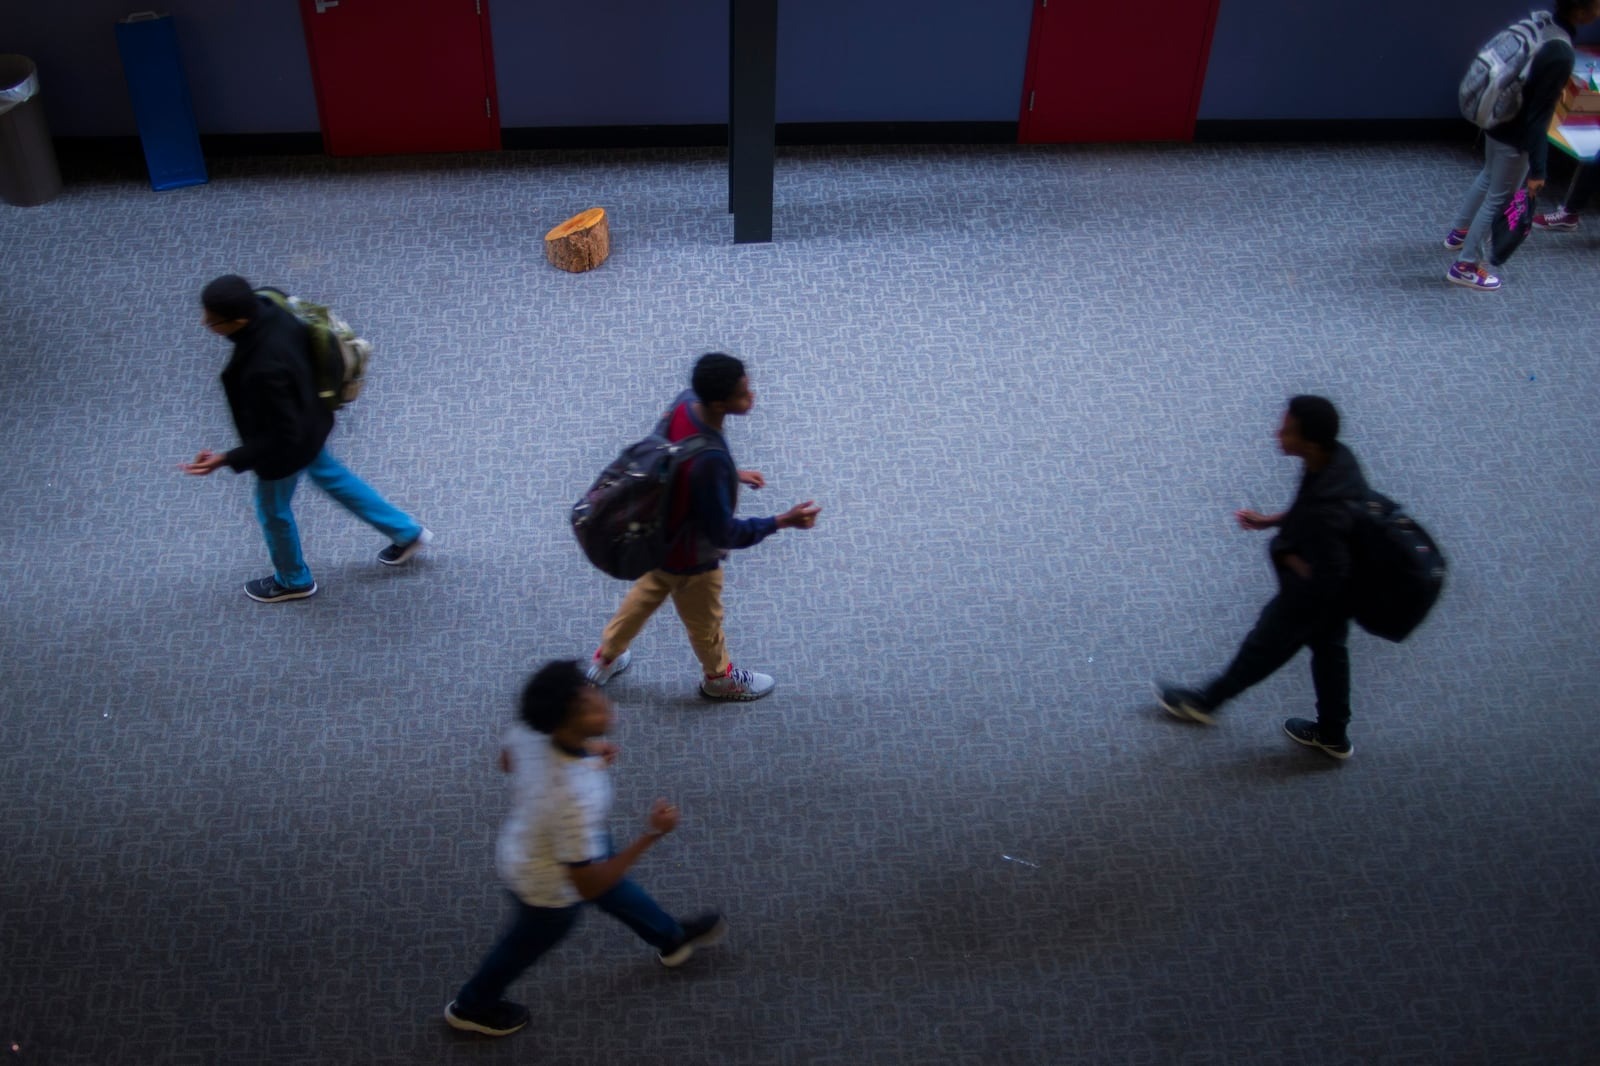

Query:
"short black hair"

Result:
[[518, 659, 590, 734], [1287, 395, 1340, 448], [201, 275, 259, 322], [691, 352, 746, 405]]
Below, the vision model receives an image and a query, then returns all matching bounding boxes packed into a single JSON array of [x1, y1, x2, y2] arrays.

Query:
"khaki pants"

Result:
[[599, 568, 729, 677]]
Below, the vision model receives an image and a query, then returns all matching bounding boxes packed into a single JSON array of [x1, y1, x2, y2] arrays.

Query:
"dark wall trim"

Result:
[[1194, 118, 1475, 143], [503, 121, 1019, 150]]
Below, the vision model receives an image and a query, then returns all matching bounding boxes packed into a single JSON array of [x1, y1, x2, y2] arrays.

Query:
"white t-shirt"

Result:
[[494, 724, 613, 907]]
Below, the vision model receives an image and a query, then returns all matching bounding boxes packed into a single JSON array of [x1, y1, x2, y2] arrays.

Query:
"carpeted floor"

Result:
[[2, 140, 1597, 1065]]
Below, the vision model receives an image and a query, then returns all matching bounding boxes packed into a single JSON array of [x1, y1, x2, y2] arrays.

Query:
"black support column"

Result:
[[729, 0, 776, 243]]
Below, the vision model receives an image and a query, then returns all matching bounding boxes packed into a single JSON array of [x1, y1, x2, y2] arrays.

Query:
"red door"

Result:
[[299, 0, 499, 156], [1018, 0, 1222, 143]]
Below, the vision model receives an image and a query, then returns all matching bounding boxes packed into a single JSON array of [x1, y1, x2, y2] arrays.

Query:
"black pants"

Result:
[[1565, 162, 1598, 214], [1202, 569, 1352, 741]]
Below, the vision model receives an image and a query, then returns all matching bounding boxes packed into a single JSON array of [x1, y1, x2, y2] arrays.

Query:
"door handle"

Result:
[[315, 0, 339, 12]]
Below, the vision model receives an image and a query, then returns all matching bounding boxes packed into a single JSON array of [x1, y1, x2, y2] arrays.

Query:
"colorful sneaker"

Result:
[[1442, 227, 1469, 249], [1446, 261, 1501, 291], [659, 913, 727, 968], [1283, 718, 1352, 760], [243, 576, 317, 603], [378, 527, 433, 565], [1155, 682, 1216, 725], [1532, 206, 1579, 231], [444, 999, 530, 1036], [700, 665, 775, 702], [585, 648, 632, 686]]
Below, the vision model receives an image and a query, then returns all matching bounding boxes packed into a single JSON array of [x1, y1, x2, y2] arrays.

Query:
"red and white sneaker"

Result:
[[700, 664, 775, 701], [1446, 261, 1501, 291], [1532, 206, 1580, 230], [585, 648, 632, 686]]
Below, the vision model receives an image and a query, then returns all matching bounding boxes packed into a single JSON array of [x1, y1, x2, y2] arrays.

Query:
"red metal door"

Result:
[[299, 0, 499, 156], [1018, 0, 1222, 143]]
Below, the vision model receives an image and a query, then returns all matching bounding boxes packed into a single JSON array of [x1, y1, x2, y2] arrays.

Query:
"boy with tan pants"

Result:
[[586, 353, 820, 701]]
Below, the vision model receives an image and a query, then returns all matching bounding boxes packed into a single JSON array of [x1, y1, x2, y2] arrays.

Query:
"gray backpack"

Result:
[[1459, 10, 1570, 129]]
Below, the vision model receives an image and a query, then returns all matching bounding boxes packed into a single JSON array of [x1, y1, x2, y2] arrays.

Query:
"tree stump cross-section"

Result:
[[544, 207, 611, 273]]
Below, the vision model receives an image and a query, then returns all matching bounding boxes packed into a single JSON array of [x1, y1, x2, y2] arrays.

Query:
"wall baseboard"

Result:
[[53, 117, 1483, 168], [1193, 118, 1474, 143]]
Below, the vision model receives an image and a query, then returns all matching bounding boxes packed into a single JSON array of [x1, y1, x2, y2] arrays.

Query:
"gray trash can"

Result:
[[0, 55, 63, 207]]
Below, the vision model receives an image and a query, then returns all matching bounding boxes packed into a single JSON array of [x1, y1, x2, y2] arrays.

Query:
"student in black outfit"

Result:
[[1156, 397, 1370, 760]]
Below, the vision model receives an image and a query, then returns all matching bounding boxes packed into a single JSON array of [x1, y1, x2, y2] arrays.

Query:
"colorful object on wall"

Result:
[[114, 12, 207, 191]]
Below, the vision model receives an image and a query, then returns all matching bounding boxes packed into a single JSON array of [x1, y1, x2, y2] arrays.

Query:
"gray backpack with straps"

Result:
[[1459, 10, 1570, 129]]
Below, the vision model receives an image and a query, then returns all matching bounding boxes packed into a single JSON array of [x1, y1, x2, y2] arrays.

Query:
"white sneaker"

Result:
[[585, 649, 631, 686], [700, 665, 774, 702]]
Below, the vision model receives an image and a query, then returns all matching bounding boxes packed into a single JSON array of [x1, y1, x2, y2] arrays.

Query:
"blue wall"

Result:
[[3, 1, 1597, 138]]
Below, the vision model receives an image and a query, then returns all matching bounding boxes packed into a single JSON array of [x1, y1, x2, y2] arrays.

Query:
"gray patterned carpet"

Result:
[[2, 141, 1598, 1066]]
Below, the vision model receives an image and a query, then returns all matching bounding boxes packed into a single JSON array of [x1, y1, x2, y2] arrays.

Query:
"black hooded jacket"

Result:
[[219, 296, 334, 480], [1268, 443, 1370, 601], [1487, 15, 1578, 182]]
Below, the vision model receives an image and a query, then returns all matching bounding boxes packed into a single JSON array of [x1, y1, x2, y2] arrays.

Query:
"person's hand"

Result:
[[646, 798, 680, 837], [498, 748, 512, 774], [1235, 509, 1275, 531], [776, 501, 821, 530], [738, 469, 766, 489], [181, 450, 227, 476], [1281, 554, 1312, 580], [587, 739, 620, 767], [1527, 177, 1546, 196]]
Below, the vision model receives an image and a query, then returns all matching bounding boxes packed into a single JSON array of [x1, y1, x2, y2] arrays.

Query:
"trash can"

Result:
[[0, 55, 63, 207]]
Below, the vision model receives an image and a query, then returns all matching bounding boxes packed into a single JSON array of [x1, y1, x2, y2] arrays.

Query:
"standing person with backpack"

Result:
[[1446, 0, 1600, 291], [583, 353, 820, 702], [1155, 397, 1370, 760], [181, 274, 431, 602]]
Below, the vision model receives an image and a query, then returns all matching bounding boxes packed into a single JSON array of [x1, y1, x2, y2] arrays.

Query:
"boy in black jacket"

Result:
[[1157, 397, 1370, 760], [1446, 0, 1600, 290], [182, 274, 431, 603]]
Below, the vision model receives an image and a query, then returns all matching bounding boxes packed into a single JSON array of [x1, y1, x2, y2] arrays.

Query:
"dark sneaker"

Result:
[[700, 665, 775, 702], [1283, 718, 1352, 760], [1155, 682, 1216, 725], [1532, 206, 1579, 231], [659, 913, 727, 968], [1446, 261, 1501, 291], [378, 527, 433, 566], [244, 576, 317, 603], [585, 648, 632, 686], [1442, 227, 1468, 249], [444, 998, 530, 1037]]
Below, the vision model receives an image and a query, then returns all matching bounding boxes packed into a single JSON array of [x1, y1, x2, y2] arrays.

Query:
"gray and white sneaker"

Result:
[[378, 527, 433, 565], [585, 649, 632, 686], [700, 665, 774, 702]]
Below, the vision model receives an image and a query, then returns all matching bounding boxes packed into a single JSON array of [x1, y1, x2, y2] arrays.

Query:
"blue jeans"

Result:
[[454, 879, 684, 1012], [253, 448, 422, 589], [1452, 135, 1529, 268]]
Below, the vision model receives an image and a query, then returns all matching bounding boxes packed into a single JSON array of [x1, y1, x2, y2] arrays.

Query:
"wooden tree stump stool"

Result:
[[544, 207, 611, 273]]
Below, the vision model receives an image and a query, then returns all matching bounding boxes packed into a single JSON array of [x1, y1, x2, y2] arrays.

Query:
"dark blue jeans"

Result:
[[1202, 569, 1352, 742], [455, 878, 684, 1012]]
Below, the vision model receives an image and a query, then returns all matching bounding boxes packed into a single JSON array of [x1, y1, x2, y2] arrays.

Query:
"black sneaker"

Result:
[[378, 527, 433, 566], [243, 576, 317, 603], [444, 998, 530, 1037], [1155, 682, 1216, 725], [1283, 718, 1352, 760], [658, 913, 727, 968]]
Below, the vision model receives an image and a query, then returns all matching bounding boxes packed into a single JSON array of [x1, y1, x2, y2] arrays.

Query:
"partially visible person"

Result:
[[1156, 397, 1370, 761], [1533, 158, 1599, 229], [585, 352, 821, 702], [444, 660, 726, 1038], [181, 274, 430, 602], [1444, 0, 1600, 290]]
